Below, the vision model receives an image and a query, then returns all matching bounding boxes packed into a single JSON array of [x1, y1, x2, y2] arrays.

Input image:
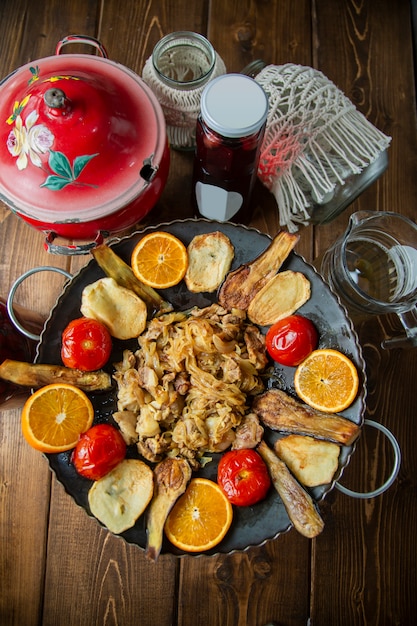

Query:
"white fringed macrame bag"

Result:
[[255, 64, 391, 231]]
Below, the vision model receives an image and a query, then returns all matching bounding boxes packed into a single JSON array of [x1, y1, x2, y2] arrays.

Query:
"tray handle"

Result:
[[336, 419, 401, 498], [7, 267, 72, 342]]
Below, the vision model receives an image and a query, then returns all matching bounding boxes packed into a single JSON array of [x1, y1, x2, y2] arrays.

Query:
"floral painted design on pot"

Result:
[[0, 36, 170, 254], [6, 80, 99, 190]]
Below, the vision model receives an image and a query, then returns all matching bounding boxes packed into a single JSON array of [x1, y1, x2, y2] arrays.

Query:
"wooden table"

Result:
[[1, 1, 416, 624]]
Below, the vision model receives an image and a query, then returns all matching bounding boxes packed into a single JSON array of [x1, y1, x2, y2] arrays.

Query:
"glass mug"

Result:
[[319, 211, 417, 348]]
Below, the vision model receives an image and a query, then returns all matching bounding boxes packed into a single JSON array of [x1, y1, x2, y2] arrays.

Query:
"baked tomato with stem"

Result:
[[61, 317, 112, 371], [72, 423, 127, 480], [217, 449, 271, 506], [265, 314, 318, 367]]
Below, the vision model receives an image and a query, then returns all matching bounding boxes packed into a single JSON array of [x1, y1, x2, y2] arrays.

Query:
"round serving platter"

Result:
[[37, 218, 366, 556]]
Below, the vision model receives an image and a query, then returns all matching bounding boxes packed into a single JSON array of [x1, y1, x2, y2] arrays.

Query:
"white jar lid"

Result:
[[200, 73, 268, 138]]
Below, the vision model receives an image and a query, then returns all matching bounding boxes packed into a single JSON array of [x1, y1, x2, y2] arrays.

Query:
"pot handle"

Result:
[[55, 35, 108, 59], [335, 419, 401, 498], [7, 266, 72, 342], [44, 231, 107, 255]]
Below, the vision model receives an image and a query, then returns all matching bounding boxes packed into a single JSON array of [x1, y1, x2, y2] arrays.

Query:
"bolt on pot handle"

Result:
[[44, 231, 106, 255], [55, 35, 108, 58], [7, 266, 72, 342], [336, 419, 401, 498]]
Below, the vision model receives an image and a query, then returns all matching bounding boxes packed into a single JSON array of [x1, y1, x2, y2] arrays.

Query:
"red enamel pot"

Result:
[[0, 36, 170, 254]]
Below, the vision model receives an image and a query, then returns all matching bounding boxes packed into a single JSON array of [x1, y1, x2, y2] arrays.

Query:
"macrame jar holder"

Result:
[[255, 64, 392, 232], [142, 33, 226, 150]]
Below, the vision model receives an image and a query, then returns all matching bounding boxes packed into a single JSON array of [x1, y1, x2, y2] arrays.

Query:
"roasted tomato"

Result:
[[217, 449, 271, 506], [265, 315, 318, 366], [61, 317, 112, 371], [72, 423, 127, 480]]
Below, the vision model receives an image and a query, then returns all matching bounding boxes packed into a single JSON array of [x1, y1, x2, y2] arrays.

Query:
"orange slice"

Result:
[[294, 348, 359, 413], [164, 478, 233, 552], [131, 231, 188, 289], [21, 383, 94, 453]]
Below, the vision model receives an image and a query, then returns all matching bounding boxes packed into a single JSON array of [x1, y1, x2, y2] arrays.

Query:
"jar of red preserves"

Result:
[[192, 74, 268, 224]]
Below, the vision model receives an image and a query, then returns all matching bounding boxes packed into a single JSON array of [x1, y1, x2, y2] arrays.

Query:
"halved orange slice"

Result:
[[294, 348, 359, 413], [21, 383, 94, 453], [164, 478, 233, 552], [130, 231, 188, 289]]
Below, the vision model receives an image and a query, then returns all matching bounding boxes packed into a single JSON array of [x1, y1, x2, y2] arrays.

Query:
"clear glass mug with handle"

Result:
[[319, 210, 417, 348]]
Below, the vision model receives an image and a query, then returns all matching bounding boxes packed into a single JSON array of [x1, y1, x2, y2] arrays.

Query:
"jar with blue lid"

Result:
[[192, 74, 268, 224]]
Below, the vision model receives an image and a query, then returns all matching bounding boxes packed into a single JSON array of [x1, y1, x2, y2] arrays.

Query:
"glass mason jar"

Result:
[[192, 74, 268, 224], [142, 32, 226, 150], [250, 62, 391, 230]]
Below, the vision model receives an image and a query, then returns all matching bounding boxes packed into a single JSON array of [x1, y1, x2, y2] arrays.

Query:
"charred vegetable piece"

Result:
[[91, 243, 172, 315], [0, 359, 112, 392], [218, 230, 299, 311], [145, 458, 192, 561], [253, 388, 360, 446], [257, 440, 324, 539]]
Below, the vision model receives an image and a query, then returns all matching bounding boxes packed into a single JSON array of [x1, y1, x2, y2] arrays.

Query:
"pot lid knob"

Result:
[[44, 88, 70, 114]]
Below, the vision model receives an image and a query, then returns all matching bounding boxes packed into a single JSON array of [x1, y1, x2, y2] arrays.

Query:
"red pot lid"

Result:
[[0, 46, 167, 223]]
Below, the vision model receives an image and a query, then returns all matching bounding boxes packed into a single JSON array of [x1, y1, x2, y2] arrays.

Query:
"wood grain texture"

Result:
[[310, 2, 417, 623], [43, 482, 178, 626], [1, 1, 417, 625], [0, 414, 50, 626]]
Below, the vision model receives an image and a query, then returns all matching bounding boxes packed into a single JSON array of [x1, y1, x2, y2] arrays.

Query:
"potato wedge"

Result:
[[247, 270, 311, 326], [81, 277, 147, 340], [88, 459, 154, 534], [185, 231, 234, 293], [275, 435, 340, 487], [218, 230, 299, 310]]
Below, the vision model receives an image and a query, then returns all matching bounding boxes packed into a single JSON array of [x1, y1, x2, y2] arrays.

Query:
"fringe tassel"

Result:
[[256, 64, 391, 231]]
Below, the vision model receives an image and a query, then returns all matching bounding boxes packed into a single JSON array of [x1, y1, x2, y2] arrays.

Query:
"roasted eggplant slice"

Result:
[[0, 359, 112, 392], [145, 458, 192, 561], [218, 230, 299, 310], [91, 243, 172, 315], [257, 440, 324, 538], [253, 388, 360, 446]]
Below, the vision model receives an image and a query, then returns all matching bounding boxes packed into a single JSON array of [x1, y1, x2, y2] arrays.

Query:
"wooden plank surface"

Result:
[[311, 1, 417, 624], [0, 1, 416, 625]]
